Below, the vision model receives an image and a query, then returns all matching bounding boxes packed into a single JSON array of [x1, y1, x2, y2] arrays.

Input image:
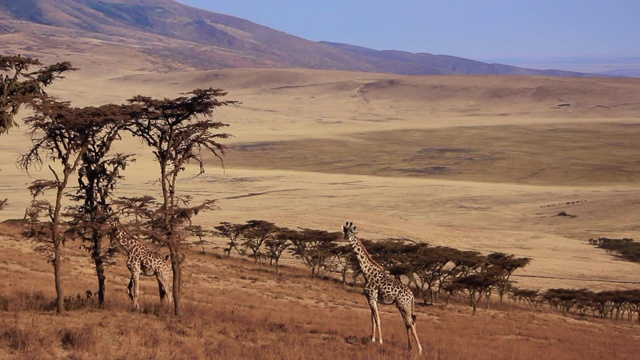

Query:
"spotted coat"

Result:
[[111, 219, 172, 310], [342, 222, 422, 353]]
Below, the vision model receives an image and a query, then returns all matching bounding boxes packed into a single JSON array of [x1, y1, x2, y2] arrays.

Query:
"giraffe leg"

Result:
[[369, 310, 377, 343], [128, 271, 140, 310], [368, 299, 382, 344], [157, 277, 166, 301], [399, 306, 423, 354], [410, 323, 422, 354], [375, 308, 383, 344], [156, 274, 172, 303], [401, 310, 413, 351], [127, 278, 134, 301]]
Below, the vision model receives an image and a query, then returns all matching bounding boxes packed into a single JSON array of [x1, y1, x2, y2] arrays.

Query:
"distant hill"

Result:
[[318, 42, 585, 76], [0, 0, 590, 76]]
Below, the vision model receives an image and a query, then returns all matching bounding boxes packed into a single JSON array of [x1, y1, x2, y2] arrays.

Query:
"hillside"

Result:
[[0, 0, 587, 76]]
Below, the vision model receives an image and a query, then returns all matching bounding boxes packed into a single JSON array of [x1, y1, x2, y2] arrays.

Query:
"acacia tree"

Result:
[[63, 104, 134, 308], [486, 252, 531, 306], [18, 98, 119, 313], [290, 228, 340, 278], [329, 244, 356, 287], [403, 245, 450, 304], [213, 221, 247, 257], [508, 287, 541, 307], [241, 220, 279, 264], [453, 271, 498, 315], [1, 54, 75, 134], [186, 225, 212, 254], [2, 55, 75, 212], [440, 249, 484, 304], [125, 88, 236, 316], [264, 227, 295, 274], [67, 152, 134, 307]]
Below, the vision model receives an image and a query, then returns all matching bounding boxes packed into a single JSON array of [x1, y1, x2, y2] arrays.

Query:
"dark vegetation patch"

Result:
[[555, 211, 576, 218], [232, 141, 281, 152], [401, 166, 451, 175], [589, 237, 640, 263], [226, 123, 640, 186]]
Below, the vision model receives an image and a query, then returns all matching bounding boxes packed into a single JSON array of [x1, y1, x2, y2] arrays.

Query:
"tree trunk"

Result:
[[94, 256, 106, 308], [172, 260, 181, 316], [51, 160, 79, 314], [90, 229, 107, 308], [53, 246, 64, 313], [53, 185, 66, 314]]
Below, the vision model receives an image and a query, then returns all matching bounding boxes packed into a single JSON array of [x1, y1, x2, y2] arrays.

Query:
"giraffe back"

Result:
[[113, 221, 171, 276], [343, 222, 415, 307]]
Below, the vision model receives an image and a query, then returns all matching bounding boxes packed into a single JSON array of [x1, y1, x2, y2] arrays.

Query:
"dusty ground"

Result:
[[1, 57, 640, 294]]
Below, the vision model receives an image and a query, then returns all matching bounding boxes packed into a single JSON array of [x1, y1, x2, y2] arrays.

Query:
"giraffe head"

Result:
[[107, 215, 121, 236], [342, 221, 357, 240], [107, 215, 132, 249]]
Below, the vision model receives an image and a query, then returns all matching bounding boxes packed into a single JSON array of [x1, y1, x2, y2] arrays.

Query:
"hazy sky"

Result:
[[176, 0, 638, 65]]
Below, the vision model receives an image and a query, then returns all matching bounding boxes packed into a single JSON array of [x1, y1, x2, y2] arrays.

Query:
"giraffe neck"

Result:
[[347, 233, 384, 282], [114, 226, 138, 253]]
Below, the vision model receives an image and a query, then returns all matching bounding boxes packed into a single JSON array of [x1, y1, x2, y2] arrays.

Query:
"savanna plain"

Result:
[[1, 48, 640, 359]]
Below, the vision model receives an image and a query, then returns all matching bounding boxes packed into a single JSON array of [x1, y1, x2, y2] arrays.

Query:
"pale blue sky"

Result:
[[176, 0, 638, 69]]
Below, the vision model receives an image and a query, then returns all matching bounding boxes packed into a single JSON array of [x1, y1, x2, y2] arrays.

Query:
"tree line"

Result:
[[509, 287, 640, 323], [510, 236, 640, 322], [210, 220, 531, 315], [155, 218, 640, 321]]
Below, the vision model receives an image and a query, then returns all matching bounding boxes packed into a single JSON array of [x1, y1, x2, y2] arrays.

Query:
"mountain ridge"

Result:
[[0, 0, 592, 76]]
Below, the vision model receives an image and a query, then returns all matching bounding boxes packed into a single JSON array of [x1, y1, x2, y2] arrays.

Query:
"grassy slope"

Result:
[[0, 222, 638, 359]]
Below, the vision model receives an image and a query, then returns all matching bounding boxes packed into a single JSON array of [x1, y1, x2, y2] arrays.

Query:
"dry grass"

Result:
[[0, 233, 639, 360]]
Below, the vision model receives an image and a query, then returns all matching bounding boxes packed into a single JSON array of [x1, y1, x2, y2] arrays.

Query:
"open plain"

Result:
[[1, 51, 640, 358]]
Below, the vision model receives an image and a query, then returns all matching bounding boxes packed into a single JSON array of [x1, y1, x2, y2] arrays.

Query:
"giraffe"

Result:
[[110, 217, 172, 310], [342, 221, 422, 354]]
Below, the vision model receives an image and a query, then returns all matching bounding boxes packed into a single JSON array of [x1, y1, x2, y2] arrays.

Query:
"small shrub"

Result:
[[267, 322, 287, 333], [60, 326, 97, 351], [2, 327, 30, 351], [0, 294, 9, 311], [0, 291, 54, 312], [344, 335, 358, 344], [141, 302, 169, 318]]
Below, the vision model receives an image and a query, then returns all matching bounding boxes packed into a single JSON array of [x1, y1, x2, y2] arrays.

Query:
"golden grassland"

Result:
[[1, 221, 639, 360], [1, 60, 640, 358]]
